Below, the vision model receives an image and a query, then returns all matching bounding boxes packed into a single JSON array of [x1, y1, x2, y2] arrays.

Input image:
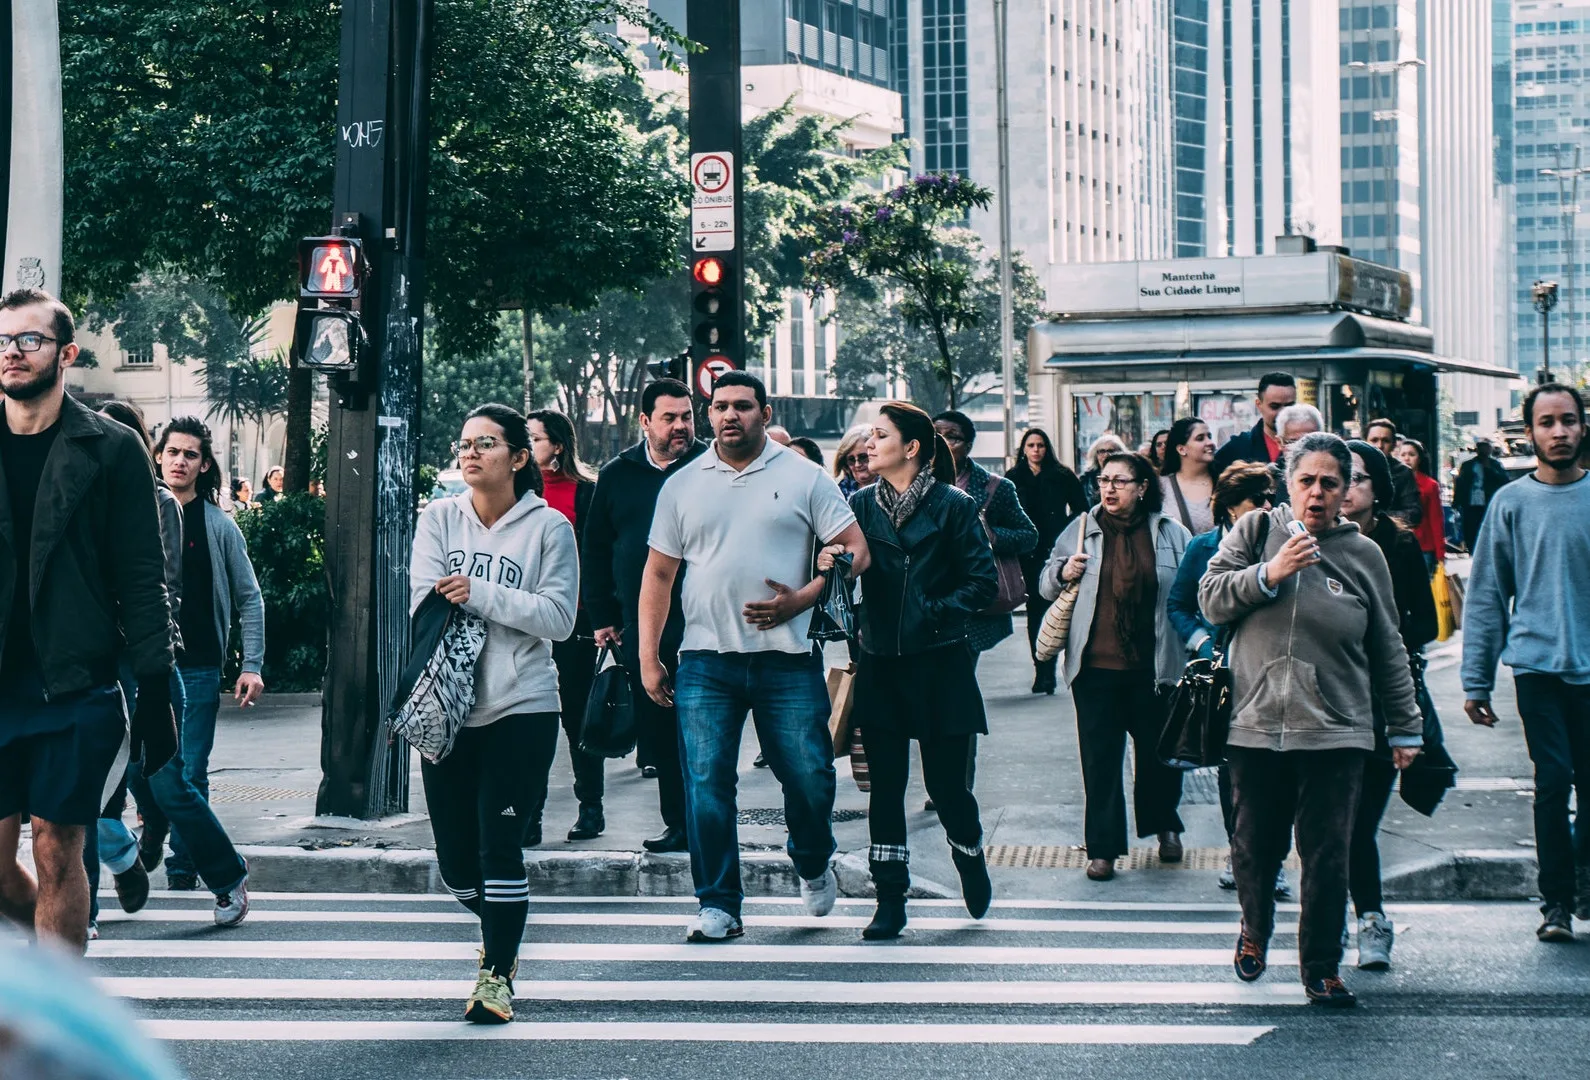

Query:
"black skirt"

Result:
[[854, 642, 988, 741]]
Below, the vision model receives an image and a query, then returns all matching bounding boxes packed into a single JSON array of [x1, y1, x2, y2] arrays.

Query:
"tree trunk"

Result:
[[283, 363, 315, 491], [932, 318, 957, 409], [521, 307, 534, 412]]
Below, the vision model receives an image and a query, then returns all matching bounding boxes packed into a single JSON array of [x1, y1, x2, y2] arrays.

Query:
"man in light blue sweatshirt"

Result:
[[1463, 383, 1590, 943]]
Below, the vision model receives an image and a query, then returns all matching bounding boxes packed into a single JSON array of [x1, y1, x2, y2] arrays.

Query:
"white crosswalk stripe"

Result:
[[80, 892, 1315, 1048]]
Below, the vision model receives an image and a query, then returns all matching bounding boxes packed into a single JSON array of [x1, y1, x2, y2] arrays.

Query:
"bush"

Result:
[[233, 493, 329, 692]]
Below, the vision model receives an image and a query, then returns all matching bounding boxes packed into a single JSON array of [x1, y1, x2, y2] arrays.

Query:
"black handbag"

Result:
[[578, 646, 638, 758], [1399, 653, 1459, 816], [1157, 654, 1233, 769], [808, 552, 856, 643]]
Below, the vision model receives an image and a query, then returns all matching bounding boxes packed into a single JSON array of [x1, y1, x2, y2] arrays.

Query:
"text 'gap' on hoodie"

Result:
[[409, 489, 579, 727]]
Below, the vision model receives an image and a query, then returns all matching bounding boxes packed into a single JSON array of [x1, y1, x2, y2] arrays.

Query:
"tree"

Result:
[[802, 173, 994, 407], [828, 230, 1044, 412], [60, 0, 690, 476]]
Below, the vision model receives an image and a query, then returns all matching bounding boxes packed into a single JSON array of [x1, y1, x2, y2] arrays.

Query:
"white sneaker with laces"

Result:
[[686, 907, 743, 942], [1357, 912, 1394, 970], [801, 868, 838, 917], [214, 879, 250, 928], [1218, 857, 1236, 890]]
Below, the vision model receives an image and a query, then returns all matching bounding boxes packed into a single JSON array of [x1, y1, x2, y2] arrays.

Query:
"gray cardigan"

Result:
[[1039, 509, 1191, 689], [198, 500, 266, 675]]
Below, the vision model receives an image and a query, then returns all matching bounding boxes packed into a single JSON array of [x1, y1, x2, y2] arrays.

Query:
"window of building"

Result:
[[123, 346, 155, 368], [789, 296, 807, 397]]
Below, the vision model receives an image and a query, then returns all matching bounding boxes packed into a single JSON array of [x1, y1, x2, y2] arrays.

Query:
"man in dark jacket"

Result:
[[1211, 372, 1297, 477], [582, 379, 707, 853], [1364, 419, 1424, 527], [0, 289, 177, 952], [1453, 440, 1510, 552]]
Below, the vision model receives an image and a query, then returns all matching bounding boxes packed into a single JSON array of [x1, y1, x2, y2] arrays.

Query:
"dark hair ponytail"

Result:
[[878, 401, 956, 483], [464, 403, 542, 499]]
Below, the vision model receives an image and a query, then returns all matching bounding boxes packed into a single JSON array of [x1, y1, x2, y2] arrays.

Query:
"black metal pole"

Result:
[[1540, 308, 1551, 386], [687, 0, 744, 374], [317, 0, 433, 818]]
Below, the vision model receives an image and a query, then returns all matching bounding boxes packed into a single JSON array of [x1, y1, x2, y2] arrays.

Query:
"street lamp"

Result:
[[1533, 279, 1559, 385], [1540, 152, 1590, 384], [1347, 56, 1425, 264]]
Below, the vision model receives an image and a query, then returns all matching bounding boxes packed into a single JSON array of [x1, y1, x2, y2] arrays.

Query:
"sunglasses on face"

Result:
[[845, 454, 869, 467]]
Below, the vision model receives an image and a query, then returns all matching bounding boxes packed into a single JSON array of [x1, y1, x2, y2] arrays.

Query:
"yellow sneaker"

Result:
[[464, 953, 517, 1024]]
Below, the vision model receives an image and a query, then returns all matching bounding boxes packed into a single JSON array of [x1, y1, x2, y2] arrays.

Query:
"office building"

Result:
[[1510, 2, 1590, 383]]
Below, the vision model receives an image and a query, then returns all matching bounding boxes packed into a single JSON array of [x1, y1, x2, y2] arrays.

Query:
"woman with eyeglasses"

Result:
[[524, 409, 604, 846], [1039, 451, 1191, 881], [834, 425, 876, 498], [410, 403, 578, 1023], [1340, 441, 1438, 972], [1200, 432, 1421, 1008], [1008, 428, 1086, 694], [1166, 461, 1290, 898]]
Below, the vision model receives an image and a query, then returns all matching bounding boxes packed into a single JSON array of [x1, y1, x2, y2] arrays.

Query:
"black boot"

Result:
[[952, 847, 992, 920], [567, 804, 605, 841], [522, 816, 543, 848], [863, 859, 909, 940]]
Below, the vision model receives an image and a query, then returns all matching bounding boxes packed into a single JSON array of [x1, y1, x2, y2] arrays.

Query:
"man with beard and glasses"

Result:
[[1464, 382, 1590, 943], [0, 289, 177, 952], [581, 379, 708, 853], [639, 372, 870, 942]]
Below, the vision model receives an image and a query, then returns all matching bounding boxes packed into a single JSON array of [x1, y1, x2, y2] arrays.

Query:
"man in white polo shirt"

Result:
[[640, 372, 870, 942]]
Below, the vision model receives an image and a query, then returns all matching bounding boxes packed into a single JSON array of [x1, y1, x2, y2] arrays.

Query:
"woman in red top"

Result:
[[1395, 438, 1445, 576], [527, 410, 603, 843]]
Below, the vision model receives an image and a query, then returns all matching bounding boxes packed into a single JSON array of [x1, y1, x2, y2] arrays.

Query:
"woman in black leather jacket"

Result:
[[820, 402, 999, 939]]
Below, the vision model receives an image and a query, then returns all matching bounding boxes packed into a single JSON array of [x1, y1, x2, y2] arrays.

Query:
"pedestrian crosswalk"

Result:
[[73, 890, 1323, 1050]]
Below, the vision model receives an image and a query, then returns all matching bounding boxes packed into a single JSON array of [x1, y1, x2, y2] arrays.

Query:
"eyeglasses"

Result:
[[845, 454, 869, 467], [1351, 472, 1372, 486], [0, 332, 60, 353], [1098, 476, 1142, 489], [451, 436, 508, 456]]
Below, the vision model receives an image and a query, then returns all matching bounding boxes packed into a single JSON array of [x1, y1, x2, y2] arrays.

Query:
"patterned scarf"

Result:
[[876, 465, 937, 530]]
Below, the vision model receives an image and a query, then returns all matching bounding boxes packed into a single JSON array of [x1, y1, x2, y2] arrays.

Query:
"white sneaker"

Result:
[[1217, 857, 1236, 890], [1357, 912, 1394, 970], [1274, 868, 1292, 900], [686, 907, 743, 943], [214, 879, 249, 928], [801, 868, 838, 917]]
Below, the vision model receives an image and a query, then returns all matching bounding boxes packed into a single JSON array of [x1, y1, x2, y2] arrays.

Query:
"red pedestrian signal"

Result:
[[298, 237, 365, 299]]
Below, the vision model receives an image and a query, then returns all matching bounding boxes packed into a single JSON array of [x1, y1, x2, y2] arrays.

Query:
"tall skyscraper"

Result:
[[1510, 2, 1590, 382]]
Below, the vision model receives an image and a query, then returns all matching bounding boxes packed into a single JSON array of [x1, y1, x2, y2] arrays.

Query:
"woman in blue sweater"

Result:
[[1165, 461, 1286, 893]]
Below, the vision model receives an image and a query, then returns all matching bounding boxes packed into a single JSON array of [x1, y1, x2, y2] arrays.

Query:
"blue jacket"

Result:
[[1168, 527, 1224, 659]]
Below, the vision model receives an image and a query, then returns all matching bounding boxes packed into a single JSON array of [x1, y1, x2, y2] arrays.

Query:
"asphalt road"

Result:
[[78, 890, 1590, 1080]]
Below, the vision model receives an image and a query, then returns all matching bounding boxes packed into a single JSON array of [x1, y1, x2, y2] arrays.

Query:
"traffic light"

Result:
[[690, 254, 739, 361], [292, 234, 368, 374]]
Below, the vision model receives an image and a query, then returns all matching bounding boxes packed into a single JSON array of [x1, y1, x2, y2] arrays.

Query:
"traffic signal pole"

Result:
[[316, 0, 434, 818], [686, 0, 744, 393]]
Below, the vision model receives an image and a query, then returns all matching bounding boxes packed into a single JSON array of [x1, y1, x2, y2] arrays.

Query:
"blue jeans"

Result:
[[674, 650, 837, 919], [166, 666, 222, 879]]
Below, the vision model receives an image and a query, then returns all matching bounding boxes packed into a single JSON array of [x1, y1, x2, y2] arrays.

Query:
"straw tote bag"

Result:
[[1034, 522, 1087, 663]]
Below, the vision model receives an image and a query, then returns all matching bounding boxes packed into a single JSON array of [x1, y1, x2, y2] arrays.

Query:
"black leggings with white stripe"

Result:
[[421, 712, 559, 977]]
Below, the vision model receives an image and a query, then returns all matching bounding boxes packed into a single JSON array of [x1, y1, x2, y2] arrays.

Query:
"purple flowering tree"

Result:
[[802, 172, 993, 407]]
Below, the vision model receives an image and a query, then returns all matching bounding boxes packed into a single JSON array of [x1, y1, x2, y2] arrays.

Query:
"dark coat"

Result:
[[957, 460, 1038, 652], [580, 439, 709, 637], [1009, 462, 1087, 591], [1210, 420, 1279, 478], [1385, 457, 1424, 527], [850, 481, 999, 657], [1453, 456, 1510, 511], [0, 395, 173, 693]]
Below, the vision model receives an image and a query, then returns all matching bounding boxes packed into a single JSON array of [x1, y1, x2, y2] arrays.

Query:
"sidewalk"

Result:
[[155, 617, 1544, 904]]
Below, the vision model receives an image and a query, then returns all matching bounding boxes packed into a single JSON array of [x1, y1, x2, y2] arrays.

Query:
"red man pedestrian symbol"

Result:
[[316, 246, 351, 294]]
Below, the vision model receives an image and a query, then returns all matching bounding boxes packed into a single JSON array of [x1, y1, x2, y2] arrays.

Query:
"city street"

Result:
[[90, 891, 1589, 1080]]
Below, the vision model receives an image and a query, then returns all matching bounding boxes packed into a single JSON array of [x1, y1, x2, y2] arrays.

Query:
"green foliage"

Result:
[[82, 275, 262, 372], [60, 0, 689, 355], [803, 173, 994, 406], [233, 493, 329, 692], [829, 231, 1044, 412]]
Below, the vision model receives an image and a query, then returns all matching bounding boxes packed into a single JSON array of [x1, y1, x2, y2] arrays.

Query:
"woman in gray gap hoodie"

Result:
[[409, 403, 578, 1025], [1199, 431, 1420, 1009]]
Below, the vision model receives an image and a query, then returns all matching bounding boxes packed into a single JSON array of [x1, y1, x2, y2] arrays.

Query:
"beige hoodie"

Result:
[[1198, 505, 1420, 753]]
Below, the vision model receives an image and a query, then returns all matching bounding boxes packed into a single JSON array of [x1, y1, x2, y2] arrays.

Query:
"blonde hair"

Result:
[[1087, 433, 1128, 467], [833, 424, 871, 480]]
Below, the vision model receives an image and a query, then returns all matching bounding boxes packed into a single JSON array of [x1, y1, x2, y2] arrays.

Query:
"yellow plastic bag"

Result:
[[1432, 564, 1455, 642]]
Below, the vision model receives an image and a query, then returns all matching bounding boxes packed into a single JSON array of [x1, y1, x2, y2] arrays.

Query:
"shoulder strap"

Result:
[[1168, 475, 1193, 531], [1252, 512, 1271, 561]]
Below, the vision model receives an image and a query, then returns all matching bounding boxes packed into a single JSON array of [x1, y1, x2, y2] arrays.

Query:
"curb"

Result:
[[1382, 848, 1540, 902], [236, 845, 957, 900]]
